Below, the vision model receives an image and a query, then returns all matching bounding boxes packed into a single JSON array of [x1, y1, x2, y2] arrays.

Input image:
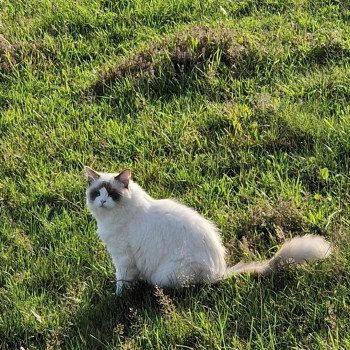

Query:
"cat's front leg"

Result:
[[115, 264, 139, 296], [115, 278, 124, 296]]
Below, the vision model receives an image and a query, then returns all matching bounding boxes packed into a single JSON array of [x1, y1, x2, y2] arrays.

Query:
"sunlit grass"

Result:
[[1, 0, 349, 349]]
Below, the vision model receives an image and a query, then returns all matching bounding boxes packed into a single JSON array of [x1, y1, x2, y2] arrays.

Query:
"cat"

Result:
[[84, 166, 331, 295]]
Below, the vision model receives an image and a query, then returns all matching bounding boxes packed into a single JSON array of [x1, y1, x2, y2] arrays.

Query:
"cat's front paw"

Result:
[[116, 281, 124, 296]]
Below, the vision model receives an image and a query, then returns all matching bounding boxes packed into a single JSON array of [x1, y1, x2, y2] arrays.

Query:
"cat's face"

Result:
[[85, 166, 131, 213]]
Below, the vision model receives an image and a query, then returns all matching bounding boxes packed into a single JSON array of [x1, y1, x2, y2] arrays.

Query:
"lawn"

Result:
[[1, 0, 350, 349]]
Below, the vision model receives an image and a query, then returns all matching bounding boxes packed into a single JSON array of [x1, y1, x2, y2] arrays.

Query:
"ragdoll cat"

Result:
[[84, 166, 331, 295]]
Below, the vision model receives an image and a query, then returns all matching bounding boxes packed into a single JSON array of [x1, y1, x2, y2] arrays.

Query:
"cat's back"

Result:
[[151, 198, 209, 225], [145, 197, 223, 245]]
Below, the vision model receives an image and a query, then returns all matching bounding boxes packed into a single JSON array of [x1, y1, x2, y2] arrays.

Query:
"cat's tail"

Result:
[[225, 234, 331, 278]]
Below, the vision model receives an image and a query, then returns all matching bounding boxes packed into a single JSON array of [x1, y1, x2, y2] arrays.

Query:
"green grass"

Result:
[[1, 0, 350, 348]]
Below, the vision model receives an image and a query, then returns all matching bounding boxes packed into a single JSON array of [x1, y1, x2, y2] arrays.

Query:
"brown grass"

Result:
[[154, 286, 176, 319], [92, 24, 266, 94], [236, 198, 307, 255], [0, 35, 19, 74]]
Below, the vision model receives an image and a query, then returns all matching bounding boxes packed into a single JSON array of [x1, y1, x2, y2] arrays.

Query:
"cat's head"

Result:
[[84, 166, 131, 213]]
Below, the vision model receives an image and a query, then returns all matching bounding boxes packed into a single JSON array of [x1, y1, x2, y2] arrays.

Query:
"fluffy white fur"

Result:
[[85, 167, 331, 295]]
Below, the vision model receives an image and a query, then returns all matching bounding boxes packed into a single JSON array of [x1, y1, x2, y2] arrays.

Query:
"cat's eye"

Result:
[[108, 190, 121, 201], [90, 189, 100, 200]]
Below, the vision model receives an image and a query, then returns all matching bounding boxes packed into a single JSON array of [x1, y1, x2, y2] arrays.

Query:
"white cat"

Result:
[[84, 166, 331, 295]]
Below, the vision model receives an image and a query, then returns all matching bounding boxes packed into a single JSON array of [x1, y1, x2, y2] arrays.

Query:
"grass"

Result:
[[1, 0, 350, 348]]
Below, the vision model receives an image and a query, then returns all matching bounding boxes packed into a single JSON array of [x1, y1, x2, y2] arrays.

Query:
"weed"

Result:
[[154, 286, 176, 319]]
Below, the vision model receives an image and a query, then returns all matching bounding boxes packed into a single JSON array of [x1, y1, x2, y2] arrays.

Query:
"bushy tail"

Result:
[[226, 235, 331, 277]]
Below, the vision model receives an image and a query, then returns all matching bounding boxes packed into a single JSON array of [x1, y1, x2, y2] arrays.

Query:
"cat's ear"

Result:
[[115, 169, 131, 189], [85, 166, 100, 184]]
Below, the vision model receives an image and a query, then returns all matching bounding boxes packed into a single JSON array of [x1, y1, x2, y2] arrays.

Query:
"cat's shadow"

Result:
[[67, 273, 302, 348], [67, 279, 215, 348], [67, 280, 180, 348]]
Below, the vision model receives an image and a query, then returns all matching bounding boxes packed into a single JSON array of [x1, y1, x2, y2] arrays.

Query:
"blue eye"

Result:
[[90, 189, 100, 200], [108, 189, 121, 201]]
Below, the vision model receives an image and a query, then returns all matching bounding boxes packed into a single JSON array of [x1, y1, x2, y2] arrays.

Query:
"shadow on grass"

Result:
[[65, 279, 234, 348], [4, 265, 337, 350], [90, 24, 268, 102], [87, 24, 350, 118], [65, 281, 158, 349], [51, 228, 346, 349]]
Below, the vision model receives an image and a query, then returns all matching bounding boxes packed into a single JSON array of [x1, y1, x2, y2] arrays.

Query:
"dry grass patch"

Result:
[[236, 199, 307, 255], [0, 35, 20, 74], [92, 24, 267, 94]]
